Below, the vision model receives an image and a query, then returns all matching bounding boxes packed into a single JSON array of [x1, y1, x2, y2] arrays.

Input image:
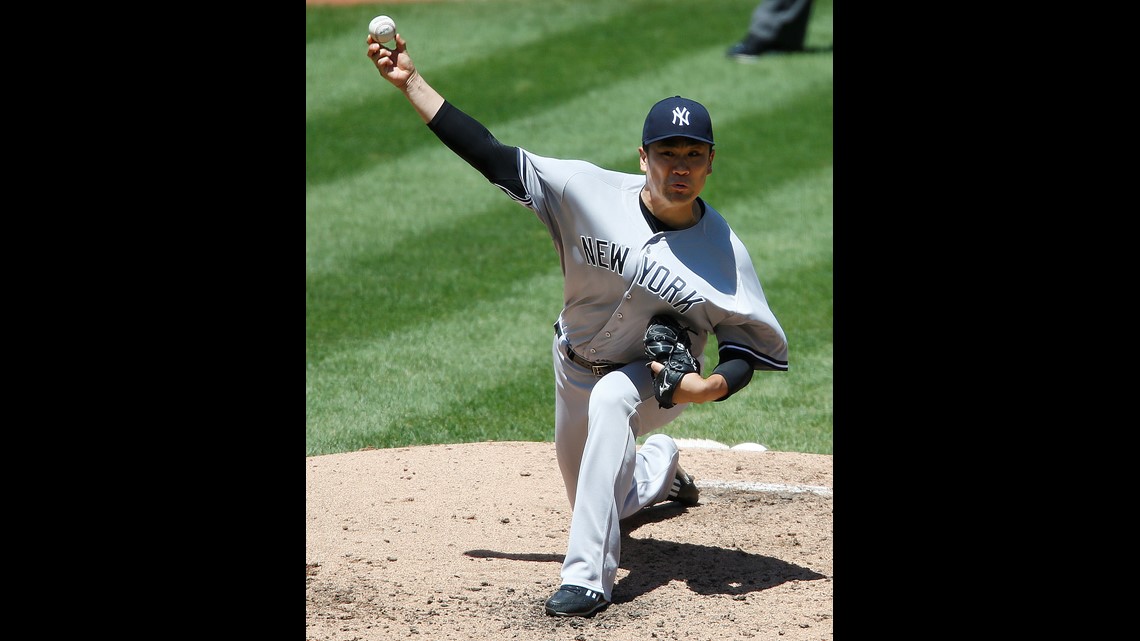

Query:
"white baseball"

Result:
[[369, 15, 397, 43]]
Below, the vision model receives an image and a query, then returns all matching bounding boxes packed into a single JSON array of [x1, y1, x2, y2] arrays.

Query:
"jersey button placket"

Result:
[[605, 312, 623, 339]]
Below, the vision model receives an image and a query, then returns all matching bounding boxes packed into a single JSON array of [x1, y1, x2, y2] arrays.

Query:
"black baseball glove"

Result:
[[643, 314, 700, 409]]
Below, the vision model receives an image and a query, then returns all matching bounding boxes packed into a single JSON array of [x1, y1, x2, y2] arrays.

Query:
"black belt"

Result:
[[554, 323, 622, 377]]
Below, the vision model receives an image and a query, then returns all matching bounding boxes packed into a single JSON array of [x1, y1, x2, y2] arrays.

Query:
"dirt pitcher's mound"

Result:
[[306, 441, 833, 641]]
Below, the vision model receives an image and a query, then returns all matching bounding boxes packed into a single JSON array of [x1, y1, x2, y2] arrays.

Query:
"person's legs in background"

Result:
[[727, 0, 814, 60]]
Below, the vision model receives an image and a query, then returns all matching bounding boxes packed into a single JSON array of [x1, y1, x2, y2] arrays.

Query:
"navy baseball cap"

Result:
[[642, 96, 715, 147]]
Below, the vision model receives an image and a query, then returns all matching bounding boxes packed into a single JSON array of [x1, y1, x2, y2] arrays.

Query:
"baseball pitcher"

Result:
[[367, 31, 789, 617]]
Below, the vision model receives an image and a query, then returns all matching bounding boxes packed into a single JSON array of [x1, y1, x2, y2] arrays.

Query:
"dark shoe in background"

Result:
[[726, 37, 805, 61]]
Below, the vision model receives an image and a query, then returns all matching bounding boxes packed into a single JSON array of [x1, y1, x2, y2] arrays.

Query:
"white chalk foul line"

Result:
[[670, 439, 831, 497], [699, 479, 832, 498]]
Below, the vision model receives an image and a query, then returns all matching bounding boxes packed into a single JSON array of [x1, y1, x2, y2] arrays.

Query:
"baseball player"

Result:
[[367, 32, 789, 617]]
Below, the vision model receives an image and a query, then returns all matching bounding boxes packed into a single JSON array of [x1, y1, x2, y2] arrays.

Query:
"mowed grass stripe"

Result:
[[305, 78, 830, 292], [306, 252, 831, 454], [306, 48, 831, 275], [306, 0, 778, 186], [306, 269, 563, 454], [306, 1, 643, 120], [306, 263, 831, 455]]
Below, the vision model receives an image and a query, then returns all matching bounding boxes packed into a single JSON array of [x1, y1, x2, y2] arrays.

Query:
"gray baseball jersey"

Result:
[[514, 147, 788, 369]]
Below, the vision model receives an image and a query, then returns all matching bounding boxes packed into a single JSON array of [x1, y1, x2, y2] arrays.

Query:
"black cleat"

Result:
[[668, 465, 700, 506], [544, 584, 608, 617]]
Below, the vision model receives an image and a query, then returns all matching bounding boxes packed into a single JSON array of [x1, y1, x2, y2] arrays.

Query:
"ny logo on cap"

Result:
[[671, 106, 691, 127]]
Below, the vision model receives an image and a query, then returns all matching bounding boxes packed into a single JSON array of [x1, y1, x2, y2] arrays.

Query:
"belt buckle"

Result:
[[590, 363, 609, 377]]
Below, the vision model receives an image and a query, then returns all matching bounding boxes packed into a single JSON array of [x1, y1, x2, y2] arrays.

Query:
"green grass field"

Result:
[[306, 0, 833, 457]]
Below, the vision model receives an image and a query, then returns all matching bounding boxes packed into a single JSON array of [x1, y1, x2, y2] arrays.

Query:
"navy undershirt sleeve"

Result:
[[711, 358, 754, 402], [426, 101, 525, 199]]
